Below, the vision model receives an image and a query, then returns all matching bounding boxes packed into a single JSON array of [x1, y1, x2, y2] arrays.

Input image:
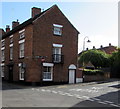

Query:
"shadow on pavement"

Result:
[[69, 90, 120, 108]]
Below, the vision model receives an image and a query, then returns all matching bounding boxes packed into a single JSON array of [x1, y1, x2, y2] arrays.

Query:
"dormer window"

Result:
[[53, 24, 63, 36]]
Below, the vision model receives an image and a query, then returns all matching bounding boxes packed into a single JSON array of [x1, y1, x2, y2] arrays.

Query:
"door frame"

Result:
[[8, 65, 13, 82], [68, 64, 76, 84]]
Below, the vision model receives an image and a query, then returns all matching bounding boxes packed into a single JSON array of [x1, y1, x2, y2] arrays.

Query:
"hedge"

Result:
[[83, 69, 104, 75]]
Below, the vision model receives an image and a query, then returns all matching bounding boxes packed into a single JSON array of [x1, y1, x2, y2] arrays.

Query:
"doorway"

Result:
[[8, 66, 13, 82]]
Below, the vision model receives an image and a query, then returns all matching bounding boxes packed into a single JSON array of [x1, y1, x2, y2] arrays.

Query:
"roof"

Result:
[[78, 45, 117, 56], [2, 6, 50, 39], [2, 5, 79, 39], [98, 46, 117, 54]]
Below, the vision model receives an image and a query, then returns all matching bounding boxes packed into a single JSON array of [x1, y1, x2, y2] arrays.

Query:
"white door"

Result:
[[69, 70, 75, 84]]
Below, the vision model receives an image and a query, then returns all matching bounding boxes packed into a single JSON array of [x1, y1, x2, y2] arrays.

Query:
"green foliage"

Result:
[[83, 69, 104, 75], [78, 50, 111, 68], [110, 48, 120, 78]]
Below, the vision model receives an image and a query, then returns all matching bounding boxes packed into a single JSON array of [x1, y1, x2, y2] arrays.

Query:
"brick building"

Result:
[[1, 5, 80, 85]]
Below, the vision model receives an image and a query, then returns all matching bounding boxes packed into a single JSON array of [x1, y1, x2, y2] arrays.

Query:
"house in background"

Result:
[[1, 5, 81, 85], [78, 43, 117, 68]]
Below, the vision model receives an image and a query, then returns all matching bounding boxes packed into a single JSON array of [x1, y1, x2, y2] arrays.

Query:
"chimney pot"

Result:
[[93, 46, 95, 49], [100, 45, 103, 48], [6, 25, 10, 33], [32, 7, 41, 18], [86, 48, 88, 50], [109, 43, 111, 46], [12, 20, 19, 29]]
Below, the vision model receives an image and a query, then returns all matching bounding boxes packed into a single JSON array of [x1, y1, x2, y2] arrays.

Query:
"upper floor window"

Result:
[[20, 32, 25, 39], [53, 24, 63, 36], [1, 63, 5, 77], [1, 39, 5, 47], [19, 29, 25, 39], [10, 35, 13, 43], [10, 46, 13, 60], [19, 39, 25, 58], [1, 49, 5, 62], [52, 44, 63, 63]]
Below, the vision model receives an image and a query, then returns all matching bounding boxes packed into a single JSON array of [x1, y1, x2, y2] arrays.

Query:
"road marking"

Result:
[[82, 96, 89, 99], [51, 91, 57, 94], [92, 98, 100, 101], [59, 93, 66, 95], [31, 88, 34, 90], [41, 89, 46, 92], [104, 100, 114, 104], [74, 94, 80, 97], [66, 93, 74, 96], [46, 89, 51, 92], [36, 89, 40, 91], [98, 101, 108, 104], [88, 99, 94, 101], [110, 104, 120, 107]]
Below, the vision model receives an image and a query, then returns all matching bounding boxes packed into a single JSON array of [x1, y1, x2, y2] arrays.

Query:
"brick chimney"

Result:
[[100, 45, 103, 48], [32, 7, 41, 18], [6, 25, 10, 33], [12, 20, 19, 29], [109, 43, 111, 46], [93, 46, 96, 49]]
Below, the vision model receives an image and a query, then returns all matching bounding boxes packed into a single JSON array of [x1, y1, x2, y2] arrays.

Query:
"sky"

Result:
[[0, 0, 118, 53]]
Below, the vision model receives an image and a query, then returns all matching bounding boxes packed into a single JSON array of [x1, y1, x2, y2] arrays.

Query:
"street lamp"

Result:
[[83, 36, 91, 51]]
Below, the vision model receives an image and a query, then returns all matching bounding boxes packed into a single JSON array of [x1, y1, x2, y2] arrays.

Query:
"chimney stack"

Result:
[[93, 46, 96, 49], [32, 7, 41, 18], [109, 43, 111, 46], [6, 25, 10, 33], [100, 45, 103, 48], [12, 20, 19, 29]]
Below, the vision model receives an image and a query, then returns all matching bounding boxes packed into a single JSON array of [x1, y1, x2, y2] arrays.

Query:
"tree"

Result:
[[110, 48, 120, 78], [78, 50, 111, 68]]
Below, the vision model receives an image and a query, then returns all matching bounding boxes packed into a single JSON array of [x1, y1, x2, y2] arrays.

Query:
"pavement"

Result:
[[2, 78, 120, 108]]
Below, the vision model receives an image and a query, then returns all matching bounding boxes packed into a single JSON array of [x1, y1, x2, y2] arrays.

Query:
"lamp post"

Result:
[[82, 36, 91, 83], [83, 36, 91, 51]]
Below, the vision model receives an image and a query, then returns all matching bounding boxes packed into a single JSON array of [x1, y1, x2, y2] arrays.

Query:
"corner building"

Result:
[[1, 5, 80, 85]]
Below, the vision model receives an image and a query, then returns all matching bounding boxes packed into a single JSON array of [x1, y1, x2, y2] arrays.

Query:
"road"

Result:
[[2, 79, 120, 108]]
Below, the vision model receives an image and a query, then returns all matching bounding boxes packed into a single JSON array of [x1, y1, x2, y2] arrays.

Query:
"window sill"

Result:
[[43, 79, 52, 81], [53, 34, 62, 36], [19, 57, 24, 59]]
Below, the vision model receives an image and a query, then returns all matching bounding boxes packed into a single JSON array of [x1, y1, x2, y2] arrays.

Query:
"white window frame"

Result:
[[10, 46, 13, 60], [19, 32, 25, 39], [53, 44, 62, 63], [9, 35, 13, 43], [19, 39, 25, 58], [1, 49, 5, 61], [43, 63, 53, 81], [1, 39, 5, 47], [53, 24, 63, 36], [1, 63, 5, 77], [19, 64, 25, 80]]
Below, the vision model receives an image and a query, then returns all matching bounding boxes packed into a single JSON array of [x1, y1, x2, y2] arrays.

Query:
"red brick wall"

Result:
[[31, 5, 78, 82], [3, 5, 79, 83]]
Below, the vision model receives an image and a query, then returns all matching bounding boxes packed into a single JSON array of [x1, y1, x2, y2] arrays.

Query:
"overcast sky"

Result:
[[1, 0, 118, 52]]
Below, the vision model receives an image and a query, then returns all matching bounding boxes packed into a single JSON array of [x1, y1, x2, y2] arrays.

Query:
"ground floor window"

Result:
[[1, 65, 5, 77], [19, 66, 25, 80], [43, 66, 53, 81]]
